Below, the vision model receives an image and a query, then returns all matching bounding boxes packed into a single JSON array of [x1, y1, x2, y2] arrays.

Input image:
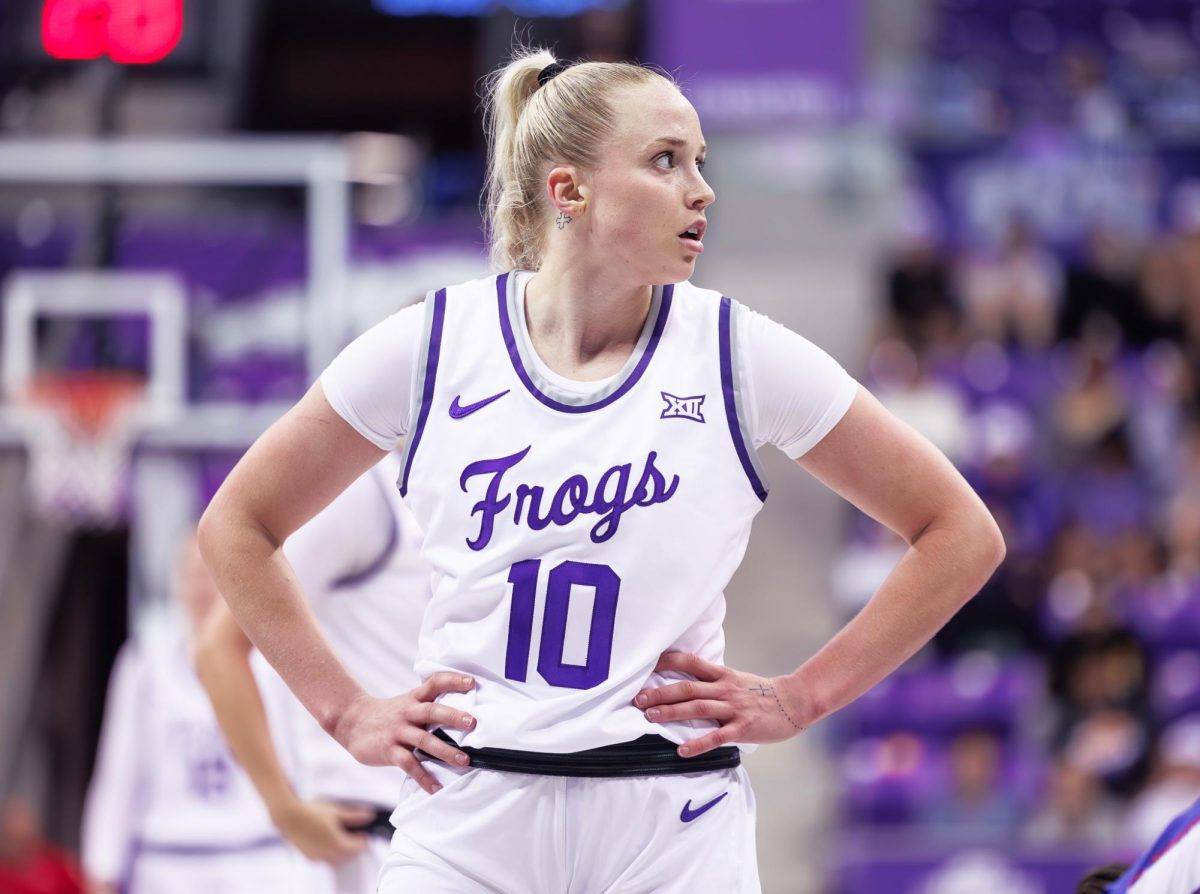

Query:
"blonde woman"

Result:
[[199, 47, 1005, 893]]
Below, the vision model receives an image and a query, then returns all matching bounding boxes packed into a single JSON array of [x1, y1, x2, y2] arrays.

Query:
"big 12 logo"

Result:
[[43, 0, 183, 64]]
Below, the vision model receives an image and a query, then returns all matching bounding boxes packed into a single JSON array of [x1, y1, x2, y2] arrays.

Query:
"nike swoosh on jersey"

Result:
[[449, 390, 510, 419], [680, 791, 729, 823]]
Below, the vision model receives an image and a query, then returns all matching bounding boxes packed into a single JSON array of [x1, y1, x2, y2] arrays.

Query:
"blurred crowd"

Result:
[[834, 177, 1200, 858]]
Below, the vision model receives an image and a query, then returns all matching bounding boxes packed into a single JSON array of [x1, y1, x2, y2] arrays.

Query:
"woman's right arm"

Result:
[[197, 381, 475, 793]]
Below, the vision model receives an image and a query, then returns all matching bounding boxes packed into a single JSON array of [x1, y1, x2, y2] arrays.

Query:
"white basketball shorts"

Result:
[[377, 759, 760, 894]]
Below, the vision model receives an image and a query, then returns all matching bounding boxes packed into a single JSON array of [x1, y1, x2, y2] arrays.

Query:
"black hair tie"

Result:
[[537, 62, 570, 87]]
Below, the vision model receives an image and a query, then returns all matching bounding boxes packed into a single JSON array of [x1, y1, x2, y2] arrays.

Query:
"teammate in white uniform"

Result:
[[197, 453, 429, 894], [81, 537, 297, 894], [1075, 797, 1200, 893], [198, 47, 1005, 893]]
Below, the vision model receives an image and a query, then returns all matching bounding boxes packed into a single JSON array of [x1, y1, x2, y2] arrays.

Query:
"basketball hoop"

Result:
[[13, 372, 146, 526]]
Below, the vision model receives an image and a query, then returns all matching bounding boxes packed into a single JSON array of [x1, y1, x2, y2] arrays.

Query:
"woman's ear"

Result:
[[547, 166, 588, 218]]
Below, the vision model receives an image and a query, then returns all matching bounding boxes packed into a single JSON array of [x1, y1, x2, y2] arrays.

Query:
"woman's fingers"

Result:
[[635, 678, 718, 708], [388, 744, 443, 795], [330, 803, 377, 828], [407, 701, 477, 732], [404, 728, 471, 768], [643, 699, 733, 724], [677, 727, 735, 758], [416, 672, 476, 701], [654, 650, 725, 682]]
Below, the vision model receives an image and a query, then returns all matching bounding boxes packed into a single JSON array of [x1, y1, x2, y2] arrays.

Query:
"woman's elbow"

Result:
[[196, 500, 224, 572], [193, 623, 221, 687], [967, 505, 1007, 580]]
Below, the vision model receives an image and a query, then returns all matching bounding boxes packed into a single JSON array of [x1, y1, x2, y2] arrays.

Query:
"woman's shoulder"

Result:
[[670, 278, 724, 302], [669, 280, 768, 328]]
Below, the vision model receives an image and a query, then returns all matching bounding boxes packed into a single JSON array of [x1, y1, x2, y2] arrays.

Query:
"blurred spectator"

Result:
[[1023, 758, 1122, 848], [884, 198, 960, 354], [1065, 429, 1151, 541], [1165, 421, 1200, 575], [1050, 329, 1128, 459], [958, 221, 1061, 352], [1060, 47, 1129, 141], [1050, 624, 1151, 791], [1133, 243, 1188, 348], [0, 798, 83, 894], [1168, 182, 1200, 346], [869, 338, 971, 464], [1058, 227, 1141, 345], [1062, 708, 1150, 798], [919, 727, 1023, 843]]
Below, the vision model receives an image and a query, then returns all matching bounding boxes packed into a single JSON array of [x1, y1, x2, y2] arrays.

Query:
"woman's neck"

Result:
[[524, 259, 652, 376]]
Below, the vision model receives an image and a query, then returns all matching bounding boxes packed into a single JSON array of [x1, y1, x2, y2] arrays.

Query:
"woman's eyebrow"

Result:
[[646, 137, 707, 153]]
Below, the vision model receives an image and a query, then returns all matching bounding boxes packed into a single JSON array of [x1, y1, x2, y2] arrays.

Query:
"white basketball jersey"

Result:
[[398, 271, 769, 752], [83, 630, 283, 876]]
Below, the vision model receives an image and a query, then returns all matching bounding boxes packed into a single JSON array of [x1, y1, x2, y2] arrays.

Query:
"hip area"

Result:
[[385, 762, 759, 894]]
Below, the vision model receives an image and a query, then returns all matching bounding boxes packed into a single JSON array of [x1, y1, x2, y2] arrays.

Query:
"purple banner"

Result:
[[912, 132, 1200, 249], [646, 0, 862, 128]]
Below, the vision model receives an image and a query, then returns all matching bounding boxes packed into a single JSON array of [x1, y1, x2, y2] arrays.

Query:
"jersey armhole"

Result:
[[718, 297, 769, 502], [397, 288, 446, 497]]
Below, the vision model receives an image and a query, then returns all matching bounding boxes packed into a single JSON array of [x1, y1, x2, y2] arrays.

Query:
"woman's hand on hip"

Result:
[[634, 652, 812, 756], [332, 673, 478, 794]]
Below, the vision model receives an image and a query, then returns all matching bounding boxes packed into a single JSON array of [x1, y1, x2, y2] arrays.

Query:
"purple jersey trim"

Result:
[[330, 472, 401, 590], [495, 272, 673, 414], [719, 297, 768, 502], [1111, 797, 1200, 892], [399, 289, 446, 497]]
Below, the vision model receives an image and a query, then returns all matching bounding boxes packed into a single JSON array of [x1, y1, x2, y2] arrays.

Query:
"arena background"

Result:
[[2, 1, 1200, 891]]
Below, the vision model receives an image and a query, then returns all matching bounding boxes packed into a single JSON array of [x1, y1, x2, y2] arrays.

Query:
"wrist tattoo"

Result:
[[556, 211, 573, 230], [750, 681, 805, 731]]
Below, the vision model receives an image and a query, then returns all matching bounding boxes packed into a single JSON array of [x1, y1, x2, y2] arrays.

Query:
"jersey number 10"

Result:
[[505, 559, 620, 690]]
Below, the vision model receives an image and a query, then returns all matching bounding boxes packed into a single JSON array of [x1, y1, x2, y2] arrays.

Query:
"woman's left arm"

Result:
[[636, 385, 1006, 756]]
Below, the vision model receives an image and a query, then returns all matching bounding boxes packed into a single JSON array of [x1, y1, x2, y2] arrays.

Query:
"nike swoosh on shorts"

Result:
[[449, 390, 510, 419], [680, 792, 729, 823]]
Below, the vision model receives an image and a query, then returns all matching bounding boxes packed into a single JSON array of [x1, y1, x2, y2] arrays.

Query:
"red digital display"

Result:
[[42, 0, 183, 64]]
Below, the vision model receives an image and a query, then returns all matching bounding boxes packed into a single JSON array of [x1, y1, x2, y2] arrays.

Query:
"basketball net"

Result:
[[14, 373, 145, 527]]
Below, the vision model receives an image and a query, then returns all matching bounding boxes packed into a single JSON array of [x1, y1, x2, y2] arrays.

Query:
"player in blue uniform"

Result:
[[198, 47, 1005, 892]]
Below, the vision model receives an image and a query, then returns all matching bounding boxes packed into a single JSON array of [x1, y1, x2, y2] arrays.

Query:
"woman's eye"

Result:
[[655, 152, 674, 169], [697, 158, 707, 172]]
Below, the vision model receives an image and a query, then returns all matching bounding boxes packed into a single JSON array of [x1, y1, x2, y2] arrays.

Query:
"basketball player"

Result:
[[1076, 797, 1200, 893], [196, 451, 429, 894], [81, 535, 297, 894], [198, 48, 1005, 892]]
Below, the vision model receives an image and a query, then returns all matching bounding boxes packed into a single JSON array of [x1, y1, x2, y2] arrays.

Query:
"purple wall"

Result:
[[646, 0, 863, 127]]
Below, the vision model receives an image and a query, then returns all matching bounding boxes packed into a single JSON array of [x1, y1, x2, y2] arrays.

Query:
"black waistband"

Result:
[[342, 807, 394, 840], [419, 729, 740, 778]]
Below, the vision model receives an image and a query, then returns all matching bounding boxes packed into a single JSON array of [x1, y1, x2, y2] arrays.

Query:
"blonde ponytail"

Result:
[[481, 45, 674, 272]]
